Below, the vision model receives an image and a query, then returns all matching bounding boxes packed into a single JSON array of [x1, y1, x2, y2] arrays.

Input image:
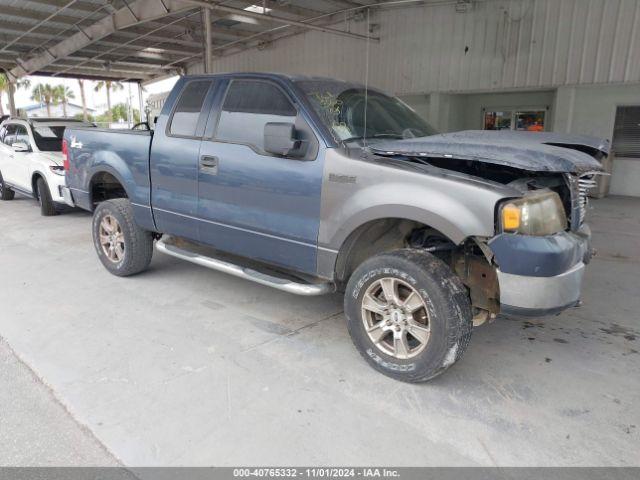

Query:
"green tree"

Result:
[[54, 85, 75, 117], [0, 73, 31, 116], [73, 112, 94, 122], [77, 79, 89, 121], [94, 80, 123, 121], [110, 103, 140, 124], [31, 83, 59, 117]]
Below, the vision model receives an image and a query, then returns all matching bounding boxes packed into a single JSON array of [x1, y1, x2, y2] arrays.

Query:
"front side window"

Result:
[[2, 124, 17, 146], [14, 125, 30, 147], [169, 80, 212, 137], [295, 79, 436, 144], [215, 80, 297, 152]]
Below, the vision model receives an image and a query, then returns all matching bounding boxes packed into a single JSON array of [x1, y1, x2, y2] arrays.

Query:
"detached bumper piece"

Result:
[[489, 227, 591, 316]]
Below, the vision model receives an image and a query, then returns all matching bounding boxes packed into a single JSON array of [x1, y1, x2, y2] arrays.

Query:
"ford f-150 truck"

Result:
[[62, 73, 606, 382]]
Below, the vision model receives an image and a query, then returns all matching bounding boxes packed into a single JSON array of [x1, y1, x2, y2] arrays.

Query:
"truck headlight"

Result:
[[499, 191, 567, 236]]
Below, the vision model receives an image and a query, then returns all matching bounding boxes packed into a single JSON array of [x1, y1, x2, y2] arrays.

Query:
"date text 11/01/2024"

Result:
[[233, 468, 400, 478]]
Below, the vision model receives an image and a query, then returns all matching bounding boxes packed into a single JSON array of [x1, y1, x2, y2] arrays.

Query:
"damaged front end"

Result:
[[373, 130, 608, 319]]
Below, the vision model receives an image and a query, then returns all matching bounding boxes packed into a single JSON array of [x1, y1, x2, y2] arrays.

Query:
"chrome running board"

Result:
[[156, 237, 334, 296]]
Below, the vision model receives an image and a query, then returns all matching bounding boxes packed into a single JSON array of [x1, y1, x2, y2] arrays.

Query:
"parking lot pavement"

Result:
[[0, 339, 119, 466], [0, 193, 638, 466]]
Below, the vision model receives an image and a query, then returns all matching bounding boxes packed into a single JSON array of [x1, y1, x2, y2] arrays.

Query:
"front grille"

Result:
[[577, 174, 598, 224], [565, 172, 598, 229]]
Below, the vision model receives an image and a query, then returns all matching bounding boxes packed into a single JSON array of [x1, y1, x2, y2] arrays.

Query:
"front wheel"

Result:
[[36, 177, 57, 216], [0, 171, 15, 200], [92, 198, 154, 276], [344, 249, 473, 383]]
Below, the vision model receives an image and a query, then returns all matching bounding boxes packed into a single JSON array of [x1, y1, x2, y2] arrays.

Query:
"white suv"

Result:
[[0, 118, 94, 215]]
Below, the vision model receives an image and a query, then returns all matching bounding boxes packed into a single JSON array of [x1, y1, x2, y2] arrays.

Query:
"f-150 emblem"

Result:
[[70, 137, 83, 149]]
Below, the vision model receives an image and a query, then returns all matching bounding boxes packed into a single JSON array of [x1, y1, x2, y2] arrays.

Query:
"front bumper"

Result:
[[60, 185, 75, 207], [489, 226, 592, 316]]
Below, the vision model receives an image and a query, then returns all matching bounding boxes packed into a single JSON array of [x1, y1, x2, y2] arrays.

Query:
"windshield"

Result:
[[295, 79, 437, 144], [32, 123, 93, 152]]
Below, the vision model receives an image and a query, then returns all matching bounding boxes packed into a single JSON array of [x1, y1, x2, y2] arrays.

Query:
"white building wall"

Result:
[[554, 83, 640, 196], [26, 104, 87, 118], [188, 0, 640, 93]]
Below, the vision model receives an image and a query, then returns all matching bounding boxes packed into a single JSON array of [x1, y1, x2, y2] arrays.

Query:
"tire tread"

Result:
[[93, 198, 154, 276], [345, 248, 473, 383]]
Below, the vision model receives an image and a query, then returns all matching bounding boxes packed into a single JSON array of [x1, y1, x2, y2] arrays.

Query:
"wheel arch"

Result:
[[330, 214, 460, 284], [31, 171, 48, 199], [88, 168, 130, 209]]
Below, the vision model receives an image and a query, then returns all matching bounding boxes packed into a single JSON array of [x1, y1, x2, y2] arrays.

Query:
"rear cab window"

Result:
[[168, 80, 213, 138]]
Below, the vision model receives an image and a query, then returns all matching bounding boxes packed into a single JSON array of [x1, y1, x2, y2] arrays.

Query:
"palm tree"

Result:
[[31, 83, 59, 117], [0, 73, 31, 116], [77, 79, 88, 121], [94, 80, 123, 121], [55, 85, 75, 117]]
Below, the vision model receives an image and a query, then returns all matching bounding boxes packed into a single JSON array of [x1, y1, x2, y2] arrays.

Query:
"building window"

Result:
[[613, 106, 640, 159], [483, 108, 546, 132]]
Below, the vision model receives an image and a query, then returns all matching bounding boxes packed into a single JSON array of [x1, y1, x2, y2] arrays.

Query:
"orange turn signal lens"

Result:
[[502, 204, 521, 231]]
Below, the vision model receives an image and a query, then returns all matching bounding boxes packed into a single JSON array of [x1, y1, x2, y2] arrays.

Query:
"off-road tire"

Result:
[[0, 171, 15, 200], [344, 248, 473, 383], [92, 198, 154, 276], [36, 177, 57, 216]]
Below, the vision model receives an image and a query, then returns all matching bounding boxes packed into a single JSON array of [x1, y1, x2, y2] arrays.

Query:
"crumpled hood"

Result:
[[38, 151, 64, 166], [370, 130, 608, 174]]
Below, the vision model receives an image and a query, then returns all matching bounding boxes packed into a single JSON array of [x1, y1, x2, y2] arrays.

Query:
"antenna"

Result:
[[362, 7, 370, 147]]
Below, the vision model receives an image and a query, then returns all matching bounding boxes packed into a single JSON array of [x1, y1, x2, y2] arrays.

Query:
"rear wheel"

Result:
[[92, 198, 154, 276], [344, 248, 473, 383], [36, 177, 57, 216], [0, 171, 15, 200]]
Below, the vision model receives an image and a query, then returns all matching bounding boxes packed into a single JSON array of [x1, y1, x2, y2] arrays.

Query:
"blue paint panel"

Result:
[[64, 128, 152, 226], [197, 141, 324, 274], [489, 231, 588, 277], [149, 78, 216, 241]]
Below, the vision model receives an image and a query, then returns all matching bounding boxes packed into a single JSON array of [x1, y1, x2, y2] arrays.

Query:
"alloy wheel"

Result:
[[99, 215, 125, 263], [361, 277, 431, 360]]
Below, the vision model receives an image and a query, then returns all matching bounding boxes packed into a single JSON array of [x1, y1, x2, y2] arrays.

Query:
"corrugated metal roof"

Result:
[[0, 0, 374, 82], [188, 0, 640, 93]]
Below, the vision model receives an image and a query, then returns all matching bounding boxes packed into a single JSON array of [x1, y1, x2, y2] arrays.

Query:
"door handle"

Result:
[[200, 155, 218, 174]]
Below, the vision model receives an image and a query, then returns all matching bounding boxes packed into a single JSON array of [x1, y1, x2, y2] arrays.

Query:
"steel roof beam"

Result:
[[6, 0, 199, 81], [0, 0, 80, 54], [0, 28, 197, 61], [184, 0, 378, 43], [0, 4, 210, 49]]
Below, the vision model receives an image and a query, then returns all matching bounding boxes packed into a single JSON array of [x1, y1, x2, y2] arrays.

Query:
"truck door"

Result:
[[197, 78, 324, 275], [150, 79, 216, 241]]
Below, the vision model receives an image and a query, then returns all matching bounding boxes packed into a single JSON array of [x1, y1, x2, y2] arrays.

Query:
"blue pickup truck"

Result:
[[63, 73, 606, 382]]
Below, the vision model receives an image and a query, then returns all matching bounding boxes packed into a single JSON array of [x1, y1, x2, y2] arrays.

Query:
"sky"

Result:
[[3, 75, 179, 115]]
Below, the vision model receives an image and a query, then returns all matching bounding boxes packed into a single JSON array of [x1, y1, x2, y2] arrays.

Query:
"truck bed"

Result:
[[65, 128, 152, 212]]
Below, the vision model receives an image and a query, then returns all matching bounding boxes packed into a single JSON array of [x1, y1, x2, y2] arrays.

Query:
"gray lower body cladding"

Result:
[[489, 226, 592, 316]]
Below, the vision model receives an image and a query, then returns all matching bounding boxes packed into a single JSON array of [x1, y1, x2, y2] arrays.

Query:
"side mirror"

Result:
[[12, 142, 30, 152], [264, 122, 306, 158]]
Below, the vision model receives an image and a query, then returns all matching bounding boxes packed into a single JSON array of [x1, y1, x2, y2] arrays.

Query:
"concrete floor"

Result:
[[0, 194, 638, 466]]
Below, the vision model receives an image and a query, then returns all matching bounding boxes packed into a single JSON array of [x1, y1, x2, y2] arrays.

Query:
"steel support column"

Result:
[[7, 83, 17, 117], [202, 7, 213, 73], [138, 82, 145, 123]]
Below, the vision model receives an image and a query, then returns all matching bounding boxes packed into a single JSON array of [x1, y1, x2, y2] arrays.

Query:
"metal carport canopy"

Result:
[[0, 0, 401, 87]]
